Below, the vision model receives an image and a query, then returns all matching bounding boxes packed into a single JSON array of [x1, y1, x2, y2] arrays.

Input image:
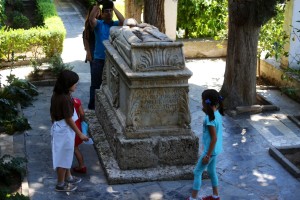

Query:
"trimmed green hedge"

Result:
[[0, 0, 66, 62], [0, 0, 5, 27]]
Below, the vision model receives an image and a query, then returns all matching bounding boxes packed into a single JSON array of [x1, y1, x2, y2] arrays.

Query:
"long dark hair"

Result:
[[53, 70, 79, 94], [202, 89, 224, 121]]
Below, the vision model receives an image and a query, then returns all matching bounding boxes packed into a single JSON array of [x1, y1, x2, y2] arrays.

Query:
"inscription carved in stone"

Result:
[[126, 88, 190, 130]]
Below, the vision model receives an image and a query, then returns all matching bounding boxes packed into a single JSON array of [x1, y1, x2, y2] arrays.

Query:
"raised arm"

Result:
[[89, 5, 100, 28], [113, 6, 124, 26]]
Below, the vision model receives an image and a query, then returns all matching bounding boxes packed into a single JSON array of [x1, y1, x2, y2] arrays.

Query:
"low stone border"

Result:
[[85, 111, 196, 184], [287, 115, 300, 128], [227, 94, 280, 116], [30, 79, 56, 87], [269, 145, 300, 178]]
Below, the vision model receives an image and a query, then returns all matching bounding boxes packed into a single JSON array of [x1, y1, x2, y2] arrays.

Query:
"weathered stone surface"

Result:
[[109, 23, 185, 72], [94, 23, 198, 177]]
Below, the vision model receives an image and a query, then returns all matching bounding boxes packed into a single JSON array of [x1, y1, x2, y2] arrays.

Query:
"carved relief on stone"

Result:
[[131, 47, 185, 72], [125, 92, 140, 132], [102, 59, 108, 85], [110, 67, 120, 108], [109, 19, 185, 71]]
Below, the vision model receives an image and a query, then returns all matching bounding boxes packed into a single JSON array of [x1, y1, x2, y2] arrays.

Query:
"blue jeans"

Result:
[[88, 59, 105, 109], [192, 154, 218, 191]]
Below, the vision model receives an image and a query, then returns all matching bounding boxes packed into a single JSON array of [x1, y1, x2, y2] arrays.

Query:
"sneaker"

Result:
[[55, 183, 77, 192], [201, 195, 220, 200], [66, 176, 82, 184], [72, 166, 87, 174]]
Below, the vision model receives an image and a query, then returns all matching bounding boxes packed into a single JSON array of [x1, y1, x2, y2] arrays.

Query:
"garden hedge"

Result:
[[0, 0, 66, 63]]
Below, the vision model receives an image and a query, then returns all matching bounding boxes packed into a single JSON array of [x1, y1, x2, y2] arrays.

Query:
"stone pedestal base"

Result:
[[94, 91, 198, 170], [86, 111, 196, 184]]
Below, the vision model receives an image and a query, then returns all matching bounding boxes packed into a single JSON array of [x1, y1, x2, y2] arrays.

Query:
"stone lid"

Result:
[[109, 19, 185, 72]]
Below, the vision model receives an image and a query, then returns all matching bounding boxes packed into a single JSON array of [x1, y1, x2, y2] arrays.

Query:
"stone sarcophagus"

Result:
[[95, 21, 198, 171]]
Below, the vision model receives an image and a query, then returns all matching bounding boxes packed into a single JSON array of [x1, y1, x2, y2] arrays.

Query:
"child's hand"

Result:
[[202, 155, 210, 165], [80, 134, 89, 141]]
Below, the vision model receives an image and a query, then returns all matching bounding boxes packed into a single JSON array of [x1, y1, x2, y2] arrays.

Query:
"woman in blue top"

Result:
[[187, 89, 224, 200]]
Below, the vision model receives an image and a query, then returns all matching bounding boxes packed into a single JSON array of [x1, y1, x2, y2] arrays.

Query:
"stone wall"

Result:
[[180, 39, 227, 58]]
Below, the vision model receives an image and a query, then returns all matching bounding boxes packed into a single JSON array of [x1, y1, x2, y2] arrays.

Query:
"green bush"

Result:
[[0, 74, 37, 134], [0, 0, 66, 62], [0, 155, 27, 185], [49, 53, 73, 76], [0, 155, 29, 200], [0, 0, 5, 27], [11, 12, 31, 29], [258, 3, 288, 61], [11, 0, 24, 12], [177, 0, 228, 38]]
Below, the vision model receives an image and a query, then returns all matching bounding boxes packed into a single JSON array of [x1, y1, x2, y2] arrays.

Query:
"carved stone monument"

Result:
[[90, 19, 199, 183]]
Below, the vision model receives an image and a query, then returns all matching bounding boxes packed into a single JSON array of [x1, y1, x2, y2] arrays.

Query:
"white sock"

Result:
[[189, 197, 197, 200], [212, 195, 219, 199]]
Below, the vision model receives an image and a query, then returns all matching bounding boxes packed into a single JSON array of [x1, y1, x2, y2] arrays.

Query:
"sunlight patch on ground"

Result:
[[107, 186, 118, 193], [250, 114, 278, 122], [252, 169, 276, 186], [149, 192, 163, 200], [186, 59, 225, 89], [0, 66, 33, 86]]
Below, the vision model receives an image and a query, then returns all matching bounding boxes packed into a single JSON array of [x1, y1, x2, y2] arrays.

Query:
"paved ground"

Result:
[[1, 0, 300, 199]]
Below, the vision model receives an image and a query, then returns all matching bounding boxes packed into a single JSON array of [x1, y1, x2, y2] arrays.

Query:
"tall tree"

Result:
[[125, 0, 143, 23], [220, 0, 284, 109], [143, 0, 165, 33]]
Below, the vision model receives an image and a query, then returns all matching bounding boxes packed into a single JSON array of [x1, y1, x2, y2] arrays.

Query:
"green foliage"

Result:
[[3, 74, 38, 106], [258, 3, 288, 61], [0, 155, 29, 200], [11, 11, 32, 29], [0, 190, 30, 200], [0, 0, 66, 62], [0, 97, 18, 121], [177, 0, 228, 38], [10, 0, 25, 12], [279, 67, 300, 102], [0, 155, 27, 185], [1, 116, 31, 134], [49, 53, 73, 76], [0, 0, 6, 27], [0, 74, 37, 134], [30, 59, 43, 75]]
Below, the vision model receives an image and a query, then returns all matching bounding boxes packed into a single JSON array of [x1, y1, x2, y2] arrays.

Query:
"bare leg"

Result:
[[74, 147, 85, 168], [65, 169, 72, 179], [191, 189, 198, 199], [57, 167, 66, 184], [213, 186, 218, 196]]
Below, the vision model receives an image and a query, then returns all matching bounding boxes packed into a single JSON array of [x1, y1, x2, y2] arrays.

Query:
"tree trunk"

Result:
[[143, 0, 165, 33], [220, 0, 261, 110], [125, 0, 143, 23]]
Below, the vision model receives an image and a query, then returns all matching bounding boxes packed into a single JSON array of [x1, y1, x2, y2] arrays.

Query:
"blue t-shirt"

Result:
[[94, 20, 119, 60], [202, 110, 223, 155]]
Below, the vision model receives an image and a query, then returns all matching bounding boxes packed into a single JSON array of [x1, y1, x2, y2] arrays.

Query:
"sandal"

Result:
[[72, 166, 87, 174]]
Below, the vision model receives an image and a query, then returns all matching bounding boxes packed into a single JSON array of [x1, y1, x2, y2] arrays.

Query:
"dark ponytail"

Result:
[[202, 89, 224, 121]]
